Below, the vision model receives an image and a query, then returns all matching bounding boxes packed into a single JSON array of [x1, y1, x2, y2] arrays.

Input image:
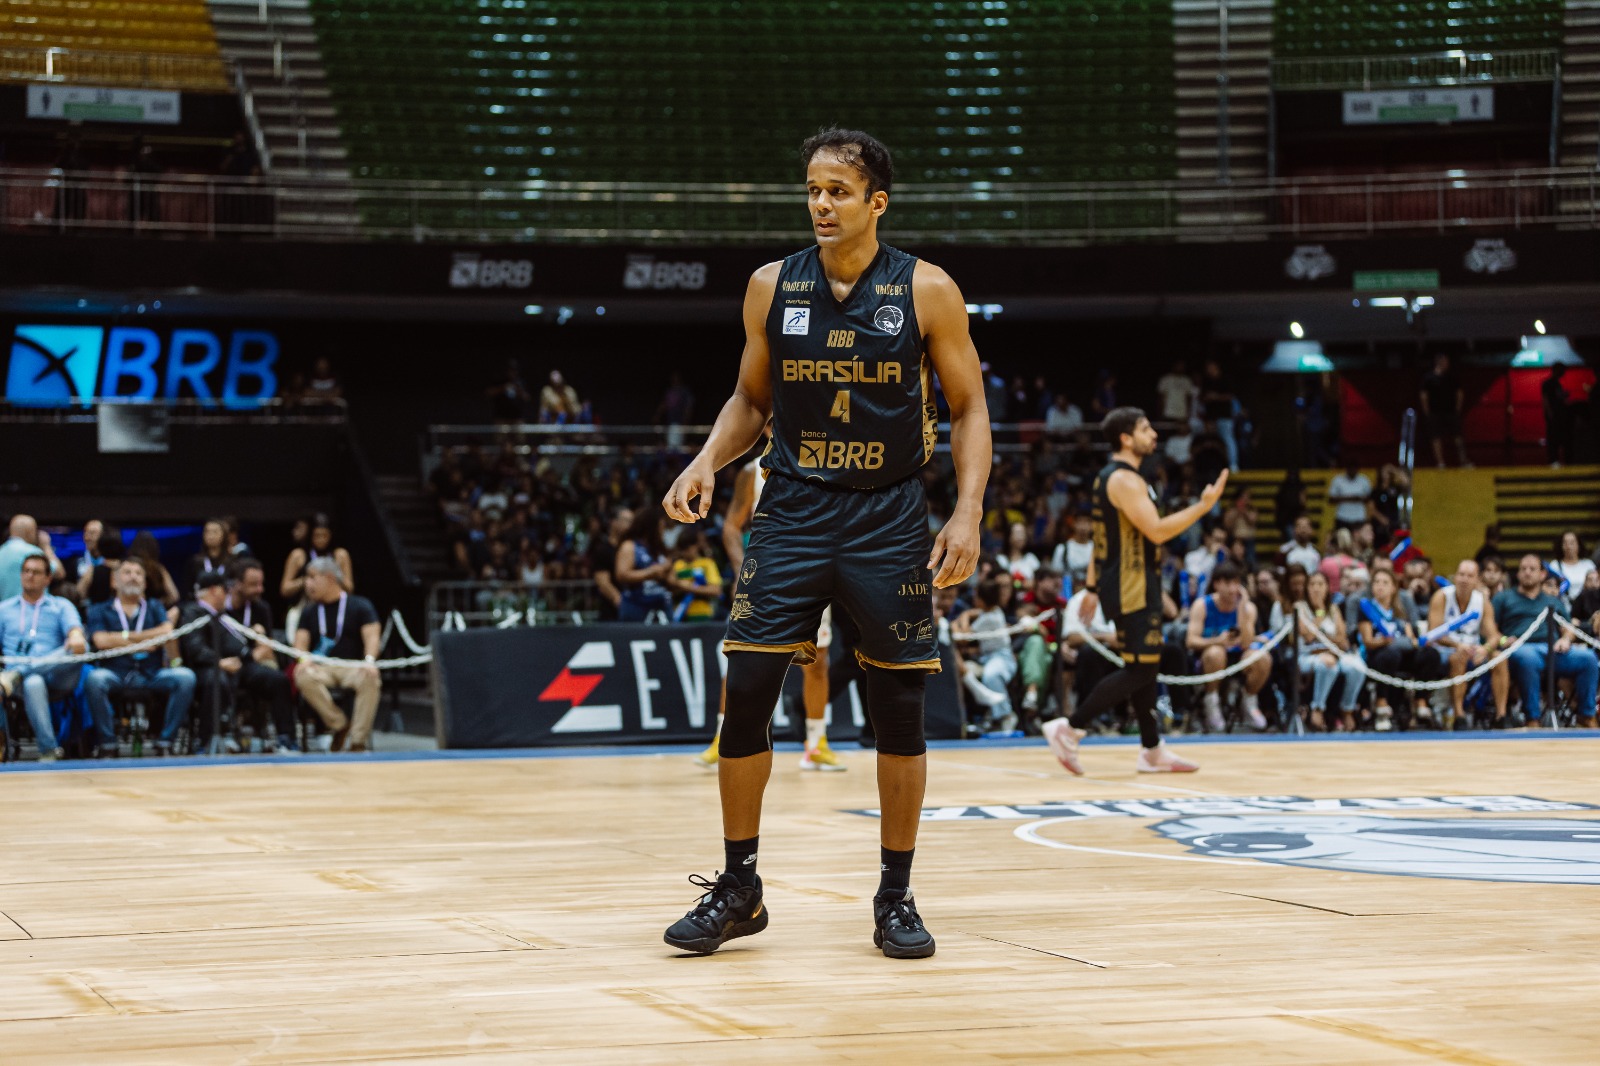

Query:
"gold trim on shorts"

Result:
[[1128, 652, 1162, 664], [854, 649, 943, 673], [722, 639, 818, 666]]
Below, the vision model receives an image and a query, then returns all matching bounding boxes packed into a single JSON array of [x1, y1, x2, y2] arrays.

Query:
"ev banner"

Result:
[[433, 623, 964, 748]]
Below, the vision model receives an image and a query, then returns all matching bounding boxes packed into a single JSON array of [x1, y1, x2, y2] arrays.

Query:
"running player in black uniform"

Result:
[[1043, 408, 1226, 775], [660, 129, 991, 959]]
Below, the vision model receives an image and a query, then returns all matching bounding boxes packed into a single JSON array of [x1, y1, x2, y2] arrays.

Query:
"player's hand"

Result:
[[929, 508, 980, 589], [1078, 590, 1099, 624], [662, 458, 716, 523], [1200, 469, 1230, 509]]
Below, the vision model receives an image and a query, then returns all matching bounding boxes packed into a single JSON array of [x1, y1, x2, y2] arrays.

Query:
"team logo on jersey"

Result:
[[740, 557, 758, 585], [873, 305, 905, 336], [783, 308, 811, 335]]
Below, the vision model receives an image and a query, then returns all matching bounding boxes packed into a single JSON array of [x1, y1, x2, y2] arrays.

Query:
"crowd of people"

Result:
[[0, 513, 381, 762]]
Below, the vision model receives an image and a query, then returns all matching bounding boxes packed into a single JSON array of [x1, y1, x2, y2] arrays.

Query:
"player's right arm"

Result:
[[1106, 468, 1227, 547], [663, 263, 779, 522], [721, 464, 756, 573]]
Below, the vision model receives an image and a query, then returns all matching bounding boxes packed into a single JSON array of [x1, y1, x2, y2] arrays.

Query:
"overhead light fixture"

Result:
[[1535, 319, 1547, 335], [1290, 321, 1305, 339], [1513, 335, 1581, 367], [1262, 341, 1334, 374]]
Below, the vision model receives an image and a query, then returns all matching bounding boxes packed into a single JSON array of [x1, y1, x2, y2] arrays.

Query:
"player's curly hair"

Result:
[[799, 128, 894, 198]]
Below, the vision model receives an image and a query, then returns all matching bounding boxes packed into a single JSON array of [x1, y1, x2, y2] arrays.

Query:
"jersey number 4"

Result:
[[830, 389, 851, 424]]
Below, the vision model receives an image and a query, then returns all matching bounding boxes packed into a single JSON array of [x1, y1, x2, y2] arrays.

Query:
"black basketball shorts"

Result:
[[1111, 608, 1164, 665], [724, 471, 940, 672]]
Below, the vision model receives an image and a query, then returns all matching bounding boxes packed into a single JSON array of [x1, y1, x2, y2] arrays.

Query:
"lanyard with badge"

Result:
[[17, 596, 43, 656], [115, 598, 150, 661], [317, 593, 347, 656]]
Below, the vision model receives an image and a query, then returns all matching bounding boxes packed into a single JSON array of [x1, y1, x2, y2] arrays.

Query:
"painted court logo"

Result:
[[8, 325, 102, 403]]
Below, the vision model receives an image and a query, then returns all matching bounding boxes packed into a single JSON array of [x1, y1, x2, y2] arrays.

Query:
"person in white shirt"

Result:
[[997, 522, 1040, 587], [952, 580, 1017, 731], [1049, 510, 1095, 590], [1281, 515, 1322, 574], [1059, 584, 1120, 721], [1043, 394, 1084, 437], [1553, 531, 1596, 596], [1155, 360, 1197, 425], [1427, 559, 1509, 727], [1326, 462, 1372, 530]]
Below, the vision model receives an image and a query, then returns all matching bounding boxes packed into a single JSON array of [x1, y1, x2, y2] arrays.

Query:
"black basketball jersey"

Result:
[[1091, 459, 1161, 616], [763, 243, 936, 490]]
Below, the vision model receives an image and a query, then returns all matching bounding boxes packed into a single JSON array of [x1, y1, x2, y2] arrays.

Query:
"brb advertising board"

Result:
[[5, 324, 279, 406], [433, 623, 964, 748]]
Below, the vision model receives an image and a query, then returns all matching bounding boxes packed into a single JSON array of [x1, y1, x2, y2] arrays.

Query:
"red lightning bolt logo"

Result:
[[538, 667, 604, 706]]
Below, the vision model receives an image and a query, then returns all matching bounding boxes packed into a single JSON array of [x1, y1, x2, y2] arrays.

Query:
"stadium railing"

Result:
[[1271, 48, 1559, 91], [428, 579, 602, 631], [0, 45, 232, 92], [4, 166, 1596, 245]]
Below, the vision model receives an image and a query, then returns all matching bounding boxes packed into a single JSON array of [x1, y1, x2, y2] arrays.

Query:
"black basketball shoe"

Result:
[[663, 872, 768, 954], [873, 888, 936, 959]]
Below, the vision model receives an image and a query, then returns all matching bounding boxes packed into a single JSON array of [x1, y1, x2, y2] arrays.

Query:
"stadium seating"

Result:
[[307, 0, 1179, 233], [0, 0, 229, 91], [1275, 0, 1565, 58]]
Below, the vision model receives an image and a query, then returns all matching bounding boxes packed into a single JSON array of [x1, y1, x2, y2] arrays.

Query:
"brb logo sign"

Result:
[[6, 324, 278, 406]]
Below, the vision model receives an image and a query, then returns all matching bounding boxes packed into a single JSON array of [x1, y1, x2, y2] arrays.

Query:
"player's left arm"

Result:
[[915, 261, 992, 589]]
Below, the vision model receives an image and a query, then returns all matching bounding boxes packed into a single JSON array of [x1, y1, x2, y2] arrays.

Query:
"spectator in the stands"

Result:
[[1089, 369, 1117, 422], [1338, 563, 1371, 624], [71, 518, 104, 593], [1420, 353, 1470, 468], [1156, 359, 1197, 427], [486, 358, 532, 425], [1291, 569, 1364, 733], [294, 557, 382, 752], [1428, 559, 1508, 729], [1402, 556, 1437, 618], [1043, 393, 1084, 438], [0, 553, 86, 761], [1370, 464, 1407, 541], [1351, 521, 1378, 567], [1274, 470, 1307, 540], [1182, 523, 1230, 601], [1015, 567, 1063, 722], [670, 529, 723, 621], [1199, 359, 1239, 471], [1495, 553, 1597, 727], [1281, 515, 1321, 574], [1187, 561, 1270, 731], [1221, 486, 1259, 568], [281, 514, 354, 630], [85, 557, 195, 756], [998, 521, 1041, 587], [538, 370, 583, 424], [0, 515, 59, 602], [1319, 527, 1359, 587], [301, 357, 344, 406], [1060, 578, 1120, 722], [656, 372, 696, 449], [614, 509, 674, 622], [1326, 461, 1372, 531], [179, 570, 298, 753], [1357, 568, 1444, 731], [128, 531, 180, 607], [1574, 569, 1600, 636], [953, 579, 1017, 732], [1190, 420, 1229, 489], [590, 506, 633, 622], [1479, 554, 1507, 598], [182, 518, 231, 600], [80, 524, 124, 606], [225, 557, 297, 748], [1475, 523, 1503, 565], [1552, 531, 1595, 595], [1543, 365, 1574, 467], [1049, 508, 1094, 591]]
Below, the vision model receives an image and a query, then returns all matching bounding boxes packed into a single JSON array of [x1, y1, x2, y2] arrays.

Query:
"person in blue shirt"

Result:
[[0, 553, 86, 761], [0, 515, 49, 604], [1492, 553, 1598, 727], [84, 557, 195, 756], [1185, 561, 1271, 732]]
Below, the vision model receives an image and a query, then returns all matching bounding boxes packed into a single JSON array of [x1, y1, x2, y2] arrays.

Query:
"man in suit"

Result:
[[178, 570, 297, 754]]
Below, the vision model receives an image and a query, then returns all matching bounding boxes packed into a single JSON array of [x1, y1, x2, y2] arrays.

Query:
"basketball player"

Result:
[[1427, 559, 1508, 728], [1043, 408, 1226, 775], [660, 129, 991, 959], [695, 436, 846, 771]]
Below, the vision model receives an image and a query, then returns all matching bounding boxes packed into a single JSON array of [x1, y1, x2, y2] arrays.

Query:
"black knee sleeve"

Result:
[[720, 651, 793, 759], [864, 666, 928, 757]]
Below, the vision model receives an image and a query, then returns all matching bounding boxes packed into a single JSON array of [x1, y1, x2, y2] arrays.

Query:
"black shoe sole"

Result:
[[663, 909, 769, 954], [874, 927, 936, 959]]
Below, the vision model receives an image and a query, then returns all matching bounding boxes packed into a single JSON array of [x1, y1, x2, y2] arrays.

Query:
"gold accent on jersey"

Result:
[[1118, 514, 1148, 613], [875, 283, 909, 296], [826, 329, 857, 348], [797, 438, 884, 470], [722, 639, 818, 666], [919, 353, 936, 463], [853, 649, 942, 673], [782, 280, 816, 292], [781, 359, 902, 384]]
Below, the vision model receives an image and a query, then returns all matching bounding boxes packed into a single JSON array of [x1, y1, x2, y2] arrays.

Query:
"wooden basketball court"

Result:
[[1, 736, 1596, 1064]]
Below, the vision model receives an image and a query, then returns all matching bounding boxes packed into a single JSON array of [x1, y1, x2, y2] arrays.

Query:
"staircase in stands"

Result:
[[374, 474, 454, 587], [205, 0, 358, 232], [1492, 466, 1600, 557], [1562, 0, 1600, 168], [1172, 0, 1273, 228], [1230, 468, 1330, 543]]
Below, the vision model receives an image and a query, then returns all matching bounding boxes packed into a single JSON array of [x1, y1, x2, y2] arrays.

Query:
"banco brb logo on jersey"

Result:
[[6, 324, 279, 406]]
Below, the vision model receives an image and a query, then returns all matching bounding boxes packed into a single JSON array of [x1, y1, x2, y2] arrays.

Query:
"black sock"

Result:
[[725, 835, 759, 887], [878, 846, 914, 898]]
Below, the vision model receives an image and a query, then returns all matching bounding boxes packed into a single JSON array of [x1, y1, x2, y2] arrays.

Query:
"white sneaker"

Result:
[[1243, 696, 1267, 731], [1203, 694, 1226, 733], [1042, 718, 1085, 775], [1375, 705, 1394, 732], [1136, 743, 1200, 773]]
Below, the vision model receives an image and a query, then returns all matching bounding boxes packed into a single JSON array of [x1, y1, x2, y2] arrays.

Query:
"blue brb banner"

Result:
[[6, 324, 279, 407]]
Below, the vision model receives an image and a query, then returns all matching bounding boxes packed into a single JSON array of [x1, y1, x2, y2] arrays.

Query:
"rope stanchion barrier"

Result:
[[1352, 609, 1548, 692], [0, 614, 212, 668], [1078, 618, 1294, 685], [221, 616, 434, 670], [1557, 614, 1600, 655], [948, 609, 1058, 643]]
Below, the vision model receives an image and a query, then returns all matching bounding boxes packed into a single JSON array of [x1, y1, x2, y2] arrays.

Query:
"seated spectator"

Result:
[[1427, 560, 1509, 728], [293, 558, 382, 752], [1356, 569, 1444, 731], [1351, 521, 1378, 567], [614, 510, 675, 622], [1319, 528, 1359, 587], [1479, 554, 1507, 598], [1402, 556, 1437, 616], [0, 514, 58, 602], [183, 518, 231, 600], [0, 553, 87, 760], [1291, 570, 1364, 732], [1475, 523, 1503, 566], [281, 514, 354, 634], [1251, 564, 1282, 632], [1327, 461, 1372, 531], [225, 558, 297, 746], [592, 506, 634, 622], [1044, 393, 1083, 438], [1492, 553, 1598, 728], [1016, 567, 1064, 721], [1222, 487, 1259, 567], [1280, 516, 1321, 574], [1182, 524, 1230, 604], [301, 357, 344, 405], [1575, 569, 1600, 637], [538, 369, 584, 424], [128, 531, 180, 607], [178, 570, 298, 754], [70, 518, 105, 597], [670, 530, 724, 622], [1552, 531, 1595, 596], [80, 523, 125, 606], [997, 521, 1041, 587], [1060, 579, 1121, 722], [1049, 508, 1094, 592], [85, 558, 195, 756], [953, 579, 1017, 732], [1185, 561, 1270, 731]]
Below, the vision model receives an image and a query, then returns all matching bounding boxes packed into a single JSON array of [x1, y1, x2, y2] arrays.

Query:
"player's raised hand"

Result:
[[1200, 468, 1230, 509], [928, 509, 980, 589], [662, 459, 716, 523]]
